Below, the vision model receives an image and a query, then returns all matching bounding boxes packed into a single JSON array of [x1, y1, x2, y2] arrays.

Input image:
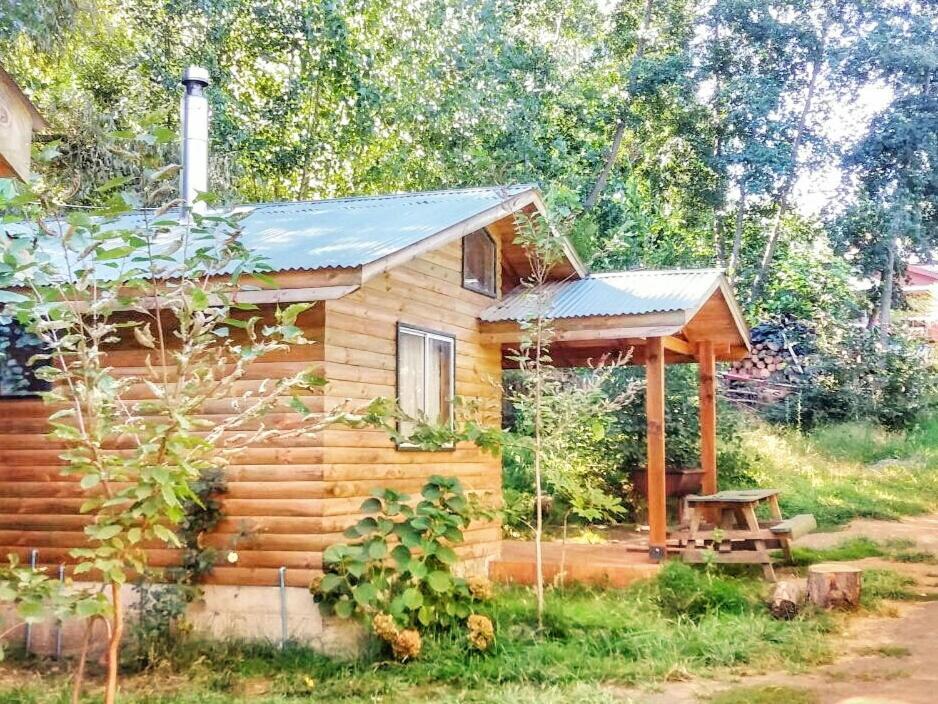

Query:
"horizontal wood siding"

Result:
[[323, 240, 503, 565], [0, 306, 329, 587]]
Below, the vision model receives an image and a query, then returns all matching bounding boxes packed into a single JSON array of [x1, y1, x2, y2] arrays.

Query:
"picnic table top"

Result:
[[685, 489, 779, 504]]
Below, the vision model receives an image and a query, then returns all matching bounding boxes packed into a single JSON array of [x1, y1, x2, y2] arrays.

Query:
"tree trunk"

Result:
[[533, 316, 546, 631], [770, 579, 805, 620], [582, 0, 654, 211], [807, 564, 862, 610], [71, 617, 98, 704], [749, 30, 827, 303], [878, 234, 897, 343], [727, 184, 747, 281], [104, 583, 124, 704]]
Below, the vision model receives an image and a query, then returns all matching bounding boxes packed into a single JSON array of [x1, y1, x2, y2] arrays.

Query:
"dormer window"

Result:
[[462, 229, 497, 297]]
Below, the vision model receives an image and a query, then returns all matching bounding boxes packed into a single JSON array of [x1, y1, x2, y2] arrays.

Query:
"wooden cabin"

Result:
[[0, 65, 47, 181], [0, 185, 749, 649]]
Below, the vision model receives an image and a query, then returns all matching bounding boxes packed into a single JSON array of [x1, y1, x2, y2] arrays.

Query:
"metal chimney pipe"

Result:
[[180, 65, 210, 213]]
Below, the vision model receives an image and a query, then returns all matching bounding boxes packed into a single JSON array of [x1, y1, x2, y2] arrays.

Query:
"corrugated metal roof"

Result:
[[480, 269, 725, 322], [235, 184, 536, 270], [14, 185, 534, 275]]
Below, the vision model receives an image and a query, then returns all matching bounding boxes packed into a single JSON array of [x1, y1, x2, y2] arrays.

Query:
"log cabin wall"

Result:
[[321, 237, 504, 570], [0, 234, 505, 588], [0, 305, 329, 588]]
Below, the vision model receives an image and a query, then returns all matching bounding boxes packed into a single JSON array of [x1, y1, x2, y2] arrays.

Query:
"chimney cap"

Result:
[[182, 65, 210, 88]]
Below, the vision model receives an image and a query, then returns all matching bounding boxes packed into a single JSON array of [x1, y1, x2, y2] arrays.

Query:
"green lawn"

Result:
[[733, 416, 938, 528]]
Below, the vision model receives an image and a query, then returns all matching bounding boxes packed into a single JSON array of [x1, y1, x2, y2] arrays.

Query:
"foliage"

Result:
[[0, 556, 108, 654], [504, 363, 635, 528], [795, 327, 936, 430], [611, 364, 748, 472], [311, 476, 494, 659]]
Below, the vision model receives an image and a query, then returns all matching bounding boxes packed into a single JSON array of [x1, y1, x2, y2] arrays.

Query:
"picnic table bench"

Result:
[[670, 489, 816, 581]]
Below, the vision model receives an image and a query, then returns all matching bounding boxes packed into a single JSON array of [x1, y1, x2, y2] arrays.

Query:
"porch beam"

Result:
[[645, 336, 667, 560], [662, 335, 693, 356], [698, 340, 718, 496]]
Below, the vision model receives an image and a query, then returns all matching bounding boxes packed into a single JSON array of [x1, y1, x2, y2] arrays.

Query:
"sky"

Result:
[[792, 83, 894, 217]]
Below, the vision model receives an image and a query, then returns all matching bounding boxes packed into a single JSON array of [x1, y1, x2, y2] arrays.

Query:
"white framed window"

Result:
[[397, 324, 455, 443], [462, 228, 497, 297]]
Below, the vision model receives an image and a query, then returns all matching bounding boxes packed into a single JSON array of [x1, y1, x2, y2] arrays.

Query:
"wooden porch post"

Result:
[[645, 336, 667, 560], [698, 341, 718, 496]]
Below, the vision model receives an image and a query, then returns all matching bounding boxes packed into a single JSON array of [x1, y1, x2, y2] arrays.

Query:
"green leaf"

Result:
[[79, 474, 101, 490], [367, 540, 388, 560], [334, 600, 354, 619], [417, 605, 433, 626], [402, 587, 423, 610], [426, 571, 452, 593], [319, 573, 344, 593], [191, 288, 209, 311], [435, 546, 458, 565], [352, 582, 377, 607], [86, 524, 122, 541], [360, 497, 381, 514]]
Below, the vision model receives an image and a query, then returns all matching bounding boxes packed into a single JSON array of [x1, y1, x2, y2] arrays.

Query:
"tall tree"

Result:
[[835, 1, 938, 339]]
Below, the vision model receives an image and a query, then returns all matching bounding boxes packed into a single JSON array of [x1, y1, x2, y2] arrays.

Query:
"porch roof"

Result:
[[479, 268, 750, 364], [481, 269, 732, 321]]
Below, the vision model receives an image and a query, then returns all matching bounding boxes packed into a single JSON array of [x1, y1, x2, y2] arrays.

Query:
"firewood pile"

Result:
[[721, 321, 816, 408]]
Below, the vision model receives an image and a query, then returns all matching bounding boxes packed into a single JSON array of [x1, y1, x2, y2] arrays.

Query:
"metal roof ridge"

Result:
[[237, 183, 538, 210], [588, 267, 725, 278]]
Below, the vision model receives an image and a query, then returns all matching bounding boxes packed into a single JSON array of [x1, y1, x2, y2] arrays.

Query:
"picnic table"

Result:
[[670, 489, 816, 582]]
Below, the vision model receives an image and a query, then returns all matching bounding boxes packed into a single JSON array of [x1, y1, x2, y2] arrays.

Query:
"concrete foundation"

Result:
[[0, 553, 495, 658]]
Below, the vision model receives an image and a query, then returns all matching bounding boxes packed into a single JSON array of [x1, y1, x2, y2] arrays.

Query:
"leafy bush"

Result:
[[785, 327, 937, 430], [310, 476, 494, 659], [610, 365, 752, 475]]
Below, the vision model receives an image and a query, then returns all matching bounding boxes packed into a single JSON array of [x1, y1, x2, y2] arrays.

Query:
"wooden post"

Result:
[[646, 336, 667, 560], [698, 341, 717, 496]]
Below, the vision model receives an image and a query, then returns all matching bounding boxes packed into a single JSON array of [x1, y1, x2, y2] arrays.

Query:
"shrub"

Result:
[[310, 476, 494, 660], [785, 327, 937, 430]]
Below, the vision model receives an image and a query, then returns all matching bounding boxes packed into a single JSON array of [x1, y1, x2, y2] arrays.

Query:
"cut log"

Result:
[[807, 563, 862, 610], [770, 579, 805, 620]]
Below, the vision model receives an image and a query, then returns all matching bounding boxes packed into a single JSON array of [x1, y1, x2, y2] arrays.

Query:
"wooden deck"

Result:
[[489, 540, 661, 588]]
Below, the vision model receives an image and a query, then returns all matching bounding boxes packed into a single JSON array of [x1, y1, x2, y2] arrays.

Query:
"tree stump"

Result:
[[770, 579, 805, 620], [807, 563, 862, 610]]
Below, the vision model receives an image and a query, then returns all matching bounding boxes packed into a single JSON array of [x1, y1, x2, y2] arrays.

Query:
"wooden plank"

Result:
[[645, 336, 667, 559], [698, 340, 718, 496]]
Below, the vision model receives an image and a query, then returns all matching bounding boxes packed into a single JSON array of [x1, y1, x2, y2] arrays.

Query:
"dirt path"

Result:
[[621, 515, 938, 704]]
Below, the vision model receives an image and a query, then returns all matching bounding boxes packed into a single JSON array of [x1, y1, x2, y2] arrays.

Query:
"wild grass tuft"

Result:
[[707, 684, 819, 704]]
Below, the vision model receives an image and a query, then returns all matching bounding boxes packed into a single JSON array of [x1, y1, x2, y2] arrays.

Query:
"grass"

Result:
[[707, 685, 819, 704], [735, 415, 938, 529], [857, 644, 911, 658], [786, 536, 937, 567], [0, 565, 838, 704]]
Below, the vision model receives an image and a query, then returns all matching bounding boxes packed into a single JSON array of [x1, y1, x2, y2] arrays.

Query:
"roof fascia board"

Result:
[[359, 186, 587, 285], [527, 190, 588, 279], [359, 188, 540, 283], [0, 66, 48, 130]]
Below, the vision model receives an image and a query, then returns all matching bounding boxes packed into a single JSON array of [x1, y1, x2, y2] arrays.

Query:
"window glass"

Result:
[[397, 326, 454, 443], [0, 322, 50, 398], [463, 229, 496, 296], [398, 329, 426, 437]]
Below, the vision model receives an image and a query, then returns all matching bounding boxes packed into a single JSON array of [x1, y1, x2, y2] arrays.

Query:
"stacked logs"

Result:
[[726, 322, 808, 384]]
